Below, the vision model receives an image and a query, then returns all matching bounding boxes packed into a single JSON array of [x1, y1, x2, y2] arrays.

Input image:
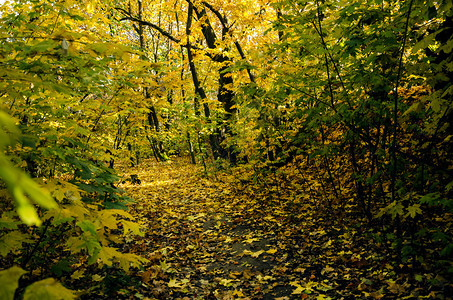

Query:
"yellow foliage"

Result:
[[0, 266, 27, 300], [122, 220, 144, 237], [97, 246, 148, 273], [23, 278, 76, 300], [0, 231, 32, 257]]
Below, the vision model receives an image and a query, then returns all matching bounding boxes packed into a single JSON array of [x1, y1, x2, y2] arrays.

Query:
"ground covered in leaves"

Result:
[[115, 158, 451, 299]]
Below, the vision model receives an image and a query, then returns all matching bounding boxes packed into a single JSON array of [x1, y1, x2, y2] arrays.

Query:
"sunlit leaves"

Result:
[[0, 113, 57, 226]]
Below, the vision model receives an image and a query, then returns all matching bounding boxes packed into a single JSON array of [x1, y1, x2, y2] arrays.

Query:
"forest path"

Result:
[[118, 158, 306, 299], [117, 158, 377, 299]]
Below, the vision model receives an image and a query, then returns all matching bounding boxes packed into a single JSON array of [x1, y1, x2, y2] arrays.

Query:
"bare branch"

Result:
[[116, 7, 181, 44], [201, 1, 227, 28]]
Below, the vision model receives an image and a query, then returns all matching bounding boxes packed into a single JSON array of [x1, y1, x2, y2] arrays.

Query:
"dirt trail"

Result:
[[116, 158, 451, 300], [119, 158, 301, 299]]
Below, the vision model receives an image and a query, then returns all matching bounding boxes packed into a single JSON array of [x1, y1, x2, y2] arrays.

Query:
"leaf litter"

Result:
[[118, 158, 451, 299]]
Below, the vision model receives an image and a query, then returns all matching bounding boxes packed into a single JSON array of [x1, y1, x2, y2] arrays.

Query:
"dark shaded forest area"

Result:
[[0, 0, 452, 298]]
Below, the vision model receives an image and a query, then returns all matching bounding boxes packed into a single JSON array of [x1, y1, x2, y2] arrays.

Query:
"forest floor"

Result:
[[115, 158, 450, 300]]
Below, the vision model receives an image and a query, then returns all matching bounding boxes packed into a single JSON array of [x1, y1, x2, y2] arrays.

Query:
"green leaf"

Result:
[[440, 243, 453, 257], [391, 203, 404, 218], [0, 266, 27, 300], [50, 260, 72, 277], [32, 40, 57, 53], [406, 204, 422, 218], [0, 213, 20, 230], [0, 111, 19, 147], [0, 153, 57, 227], [376, 201, 404, 219], [403, 102, 422, 116], [412, 33, 436, 53], [23, 278, 75, 300], [0, 231, 32, 256], [76, 220, 97, 237]]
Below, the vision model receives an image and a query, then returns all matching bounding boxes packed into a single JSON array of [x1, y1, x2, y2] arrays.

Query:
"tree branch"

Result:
[[200, 1, 255, 83], [185, 1, 209, 118], [202, 1, 228, 27], [116, 6, 212, 57], [116, 7, 181, 44]]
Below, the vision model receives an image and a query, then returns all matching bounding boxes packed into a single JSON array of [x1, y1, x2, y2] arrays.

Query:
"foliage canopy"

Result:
[[0, 0, 451, 298]]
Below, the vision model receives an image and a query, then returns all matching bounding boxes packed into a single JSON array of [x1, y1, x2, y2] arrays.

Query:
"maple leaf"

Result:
[[0, 267, 27, 300], [23, 278, 76, 299], [386, 280, 406, 294], [244, 237, 260, 243], [122, 220, 144, 236], [0, 232, 32, 256], [321, 265, 335, 274], [219, 278, 235, 286], [168, 279, 184, 288], [405, 204, 422, 218], [266, 248, 278, 254], [70, 269, 85, 280], [243, 249, 265, 257], [291, 285, 305, 295]]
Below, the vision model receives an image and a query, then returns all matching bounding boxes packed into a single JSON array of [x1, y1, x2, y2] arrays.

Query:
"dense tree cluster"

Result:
[[0, 0, 451, 298]]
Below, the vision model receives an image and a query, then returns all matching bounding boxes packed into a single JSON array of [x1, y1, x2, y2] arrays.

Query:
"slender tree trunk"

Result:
[[137, 0, 166, 161], [187, 131, 196, 164]]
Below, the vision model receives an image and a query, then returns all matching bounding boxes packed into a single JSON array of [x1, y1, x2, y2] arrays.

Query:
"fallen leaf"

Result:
[[266, 248, 278, 254], [168, 279, 184, 288], [243, 249, 265, 257]]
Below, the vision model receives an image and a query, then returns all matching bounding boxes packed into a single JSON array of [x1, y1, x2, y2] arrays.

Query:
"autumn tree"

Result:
[[116, 0, 275, 163], [237, 0, 453, 264], [0, 0, 148, 296]]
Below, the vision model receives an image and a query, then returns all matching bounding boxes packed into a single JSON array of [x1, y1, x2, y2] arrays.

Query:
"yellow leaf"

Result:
[[115, 253, 149, 272], [292, 285, 305, 294], [98, 210, 118, 230], [0, 231, 32, 256], [224, 236, 233, 243], [323, 239, 332, 248], [219, 278, 234, 286], [244, 237, 260, 243], [168, 279, 184, 288], [122, 220, 144, 236], [322, 265, 335, 273], [65, 236, 86, 255], [92, 275, 104, 282], [109, 209, 134, 220], [44, 200, 89, 224], [242, 249, 264, 257], [23, 278, 75, 299], [17, 204, 41, 227], [70, 269, 84, 280], [96, 246, 148, 272], [250, 250, 264, 257], [406, 204, 422, 218], [97, 246, 121, 267], [266, 248, 278, 254], [0, 266, 27, 300], [87, 2, 94, 13]]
